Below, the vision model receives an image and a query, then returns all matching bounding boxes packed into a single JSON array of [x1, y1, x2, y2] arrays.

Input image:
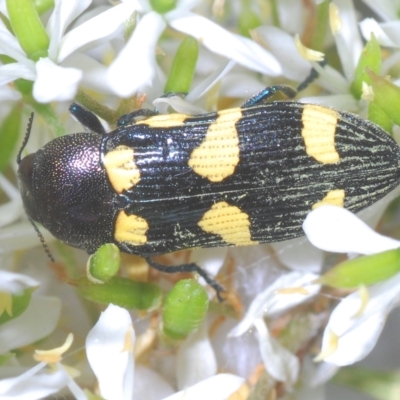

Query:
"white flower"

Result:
[[0, 0, 140, 102], [107, 0, 281, 97], [0, 271, 61, 355], [0, 334, 83, 399], [86, 304, 135, 400], [303, 205, 400, 366], [176, 321, 217, 390], [162, 373, 245, 400], [229, 271, 321, 386]]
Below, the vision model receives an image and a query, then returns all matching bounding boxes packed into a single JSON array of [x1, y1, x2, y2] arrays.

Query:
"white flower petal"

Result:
[[307, 361, 339, 387], [163, 374, 245, 400], [0, 270, 39, 293], [48, 0, 92, 59], [0, 63, 36, 86], [190, 247, 228, 279], [277, 0, 306, 34], [0, 30, 30, 64], [332, 0, 363, 78], [229, 272, 320, 337], [255, 26, 312, 82], [0, 200, 23, 228], [153, 96, 206, 115], [320, 273, 400, 365], [383, 51, 400, 77], [57, 1, 141, 62], [361, 0, 396, 21], [303, 206, 400, 255], [311, 62, 349, 94], [86, 304, 135, 400], [271, 237, 324, 273], [0, 175, 20, 200], [0, 221, 54, 254], [33, 58, 82, 102], [0, 364, 69, 399], [186, 60, 236, 103], [107, 12, 166, 97], [0, 296, 61, 354], [378, 21, 400, 48], [133, 365, 174, 399], [299, 94, 359, 112], [219, 72, 265, 100], [359, 18, 399, 47], [62, 53, 112, 94], [168, 12, 282, 76], [0, 85, 21, 102], [177, 322, 217, 390], [254, 318, 299, 386], [174, 0, 201, 10]]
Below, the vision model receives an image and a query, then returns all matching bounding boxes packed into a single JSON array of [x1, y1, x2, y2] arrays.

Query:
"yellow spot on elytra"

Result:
[[301, 104, 340, 164], [0, 292, 13, 316], [313, 329, 339, 362], [135, 113, 187, 127], [115, 211, 149, 246], [104, 145, 140, 194], [189, 109, 241, 182], [198, 201, 258, 246], [34, 333, 73, 364], [312, 189, 345, 209]]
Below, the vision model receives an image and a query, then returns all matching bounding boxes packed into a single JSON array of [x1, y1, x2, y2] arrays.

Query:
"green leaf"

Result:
[[368, 70, 400, 127], [238, 2, 262, 37], [350, 34, 381, 99], [318, 248, 400, 289], [7, 0, 49, 61], [0, 104, 23, 172], [0, 288, 35, 325], [150, 0, 176, 14], [77, 276, 162, 311], [368, 100, 393, 133], [333, 367, 400, 400], [164, 36, 199, 95], [33, 0, 54, 15]]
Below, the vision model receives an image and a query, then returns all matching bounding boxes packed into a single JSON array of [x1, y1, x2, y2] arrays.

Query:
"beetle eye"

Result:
[[18, 153, 40, 222]]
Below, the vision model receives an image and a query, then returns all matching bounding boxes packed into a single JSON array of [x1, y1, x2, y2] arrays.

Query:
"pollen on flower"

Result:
[[329, 3, 342, 34], [34, 333, 74, 363], [294, 34, 324, 62], [123, 326, 135, 352], [314, 329, 339, 362], [0, 292, 13, 316], [352, 285, 369, 318], [361, 82, 374, 101], [275, 287, 311, 295]]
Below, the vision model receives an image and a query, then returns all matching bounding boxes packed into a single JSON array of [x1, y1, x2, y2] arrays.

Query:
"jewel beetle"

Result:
[[17, 84, 400, 298]]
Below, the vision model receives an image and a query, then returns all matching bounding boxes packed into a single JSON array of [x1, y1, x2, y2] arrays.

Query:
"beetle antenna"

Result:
[[17, 113, 34, 165], [28, 217, 55, 263]]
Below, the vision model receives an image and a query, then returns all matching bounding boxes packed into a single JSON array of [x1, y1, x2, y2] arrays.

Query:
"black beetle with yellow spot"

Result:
[[17, 85, 400, 299]]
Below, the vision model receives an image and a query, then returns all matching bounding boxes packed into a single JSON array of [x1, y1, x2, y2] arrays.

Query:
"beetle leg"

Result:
[[241, 84, 298, 107], [69, 103, 106, 135], [117, 109, 159, 126]]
